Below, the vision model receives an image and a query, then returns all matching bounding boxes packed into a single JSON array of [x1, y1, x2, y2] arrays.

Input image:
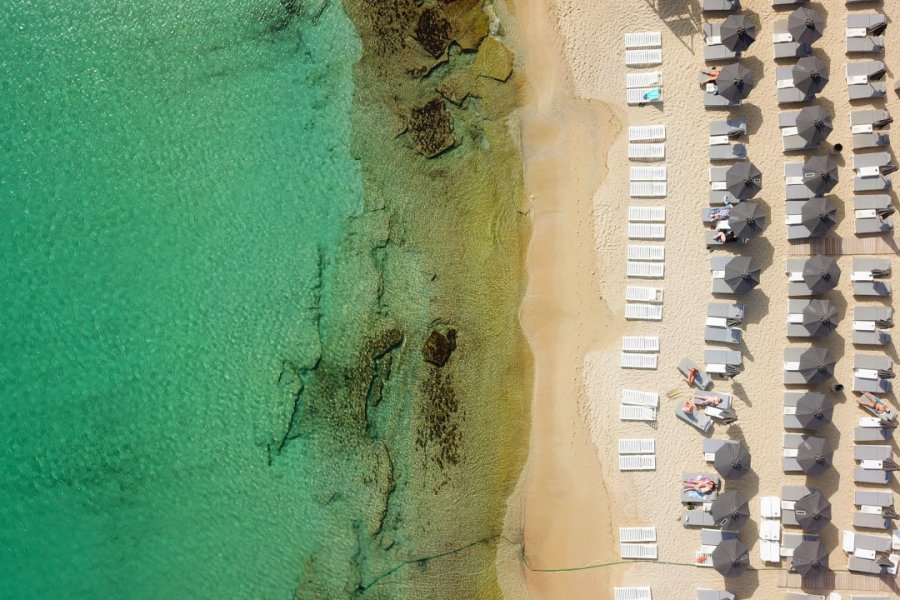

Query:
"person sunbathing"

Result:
[[713, 229, 738, 243], [859, 392, 891, 414], [694, 393, 722, 407], [700, 67, 721, 85], [683, 399, 698, 413], [683, 476, 717, 494], [687, 367, 700, 385], [709, 205, 732, 222]]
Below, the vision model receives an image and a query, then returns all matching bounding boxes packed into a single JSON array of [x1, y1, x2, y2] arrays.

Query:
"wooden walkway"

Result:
[[789, 235, 900, 256], [778, 570, 899, 593]]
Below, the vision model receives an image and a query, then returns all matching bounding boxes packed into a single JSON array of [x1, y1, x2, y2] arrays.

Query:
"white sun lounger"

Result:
[[628, 224, 666, 239], [628, 143, 665, 160], [630, 182, 667, 197], [620, 405, 657, 421], [622, 389, 659, 407], [620, 543, 658, 559], [620, 527, 657, 542], [627, 245, 665, 261], [626, 304, 663, 321], [615, 587, 652, 600], [622, 336, 659, 352], [628, 125, 666, 142], [630, 166, 667, 181], [626, 286, 663, 303], [621, 353, 658, 370], [627, 88, 663, 105], [626, 72, 662, 89], [625, 49, 663, 67], [625, 32, 662, 49], [619, 455, 656, 471], [619, 439, 656, 455], [627, 261, 665, 278], [629, 207, 666, 222]]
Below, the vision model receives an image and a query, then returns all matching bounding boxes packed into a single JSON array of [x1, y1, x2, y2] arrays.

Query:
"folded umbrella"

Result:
[[797, 435, 833, 475], [799, 197, 837, 238]]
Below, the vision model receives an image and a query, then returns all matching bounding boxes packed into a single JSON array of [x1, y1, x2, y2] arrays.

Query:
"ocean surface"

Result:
[[0, 1, 365, 597]]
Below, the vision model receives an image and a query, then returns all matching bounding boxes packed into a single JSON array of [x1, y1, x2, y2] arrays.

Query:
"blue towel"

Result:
[[643, 87, 661, 101]]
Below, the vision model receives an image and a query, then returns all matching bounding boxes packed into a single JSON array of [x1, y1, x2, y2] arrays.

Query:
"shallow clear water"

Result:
[[0, 1, 362, 597]]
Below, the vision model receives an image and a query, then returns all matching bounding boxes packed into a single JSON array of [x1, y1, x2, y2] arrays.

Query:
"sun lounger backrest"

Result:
[[620, 404, 657, 421], [628, 125, 666, 142], [626, 71, 662, 89], [622, 336, 660, 352], [626, 286, 663, 303], [624, 31, 662, 49], [614, 587, 653, 600], [627, 88, 663, 105]]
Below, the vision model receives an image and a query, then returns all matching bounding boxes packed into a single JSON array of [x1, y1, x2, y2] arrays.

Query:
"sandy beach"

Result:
[[505, 0, 900, 598]]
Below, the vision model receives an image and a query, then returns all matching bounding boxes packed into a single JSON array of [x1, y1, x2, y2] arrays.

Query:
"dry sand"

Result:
[[503, 0, 900, 598]]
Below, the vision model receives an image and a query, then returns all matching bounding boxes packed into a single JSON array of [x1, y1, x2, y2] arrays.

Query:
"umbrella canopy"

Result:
[[716, 63, 756, 102], [720, 15, 757, 52], [795, 106, 833, 145], [802, 156, 838, 195], [788, 7, 825, 45], [792, 56, 829, 97], [796, 347, 836, 385], [725, 161, 762, 199], [794, 490, 832, 532], [794, 393, 833, 431], [800, 197, 837, 238], [728, 202, 767, 239], [723, 256, 761, 294], [712, 538, 750, 577], [797, 436, 833, 475], [713, 442, 752, 480], [801, 299, 839, 337], [802, 255, 840, 294], [791, 540, 829, 577], [711, 491, 751, 530]]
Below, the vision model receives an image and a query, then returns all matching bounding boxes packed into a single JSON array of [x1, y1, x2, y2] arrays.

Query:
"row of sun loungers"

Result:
[[843, 530, 900, 574], [708, 119, 747, 162], [847, 60, 886, 100], [619, 526, 658, 560]]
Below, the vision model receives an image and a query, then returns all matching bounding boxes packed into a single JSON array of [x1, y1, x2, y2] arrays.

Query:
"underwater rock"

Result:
[[414, 6, 452, 59], [422, 329, 457, 367], [443, 0, 489, 50], [437, 72, 473, 106], [472, 37, 513, 82], [408, 98, 456, 158]]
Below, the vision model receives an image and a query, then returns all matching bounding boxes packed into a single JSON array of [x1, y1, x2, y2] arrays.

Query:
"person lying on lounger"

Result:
[[709, 205, 732, 222], [682, 399, 698, 413], [712, 229, 738, 243], [693, 393, 723, 407], [859, 392, 891, 414], [700, 67, 721, 86], [683, 476, 717, 501]]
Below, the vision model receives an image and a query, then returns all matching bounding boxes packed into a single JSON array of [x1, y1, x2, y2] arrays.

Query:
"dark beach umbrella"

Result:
[[802, 255, 840, 294], [713, 443, 752, 480], [800, 197, 837, 238], [801, 299, 839, 337], [791, 540, 829, 577], [796, 347, 836, 385], [712, 538, 750, 577], [794, 393, 833, 430], [796, 106, 833, 145], [711, 491, 751, 531], [797, 436, 833, 475], [725, 161, 762, 199], [720, 15, 757, 52], [717, 63, 756, 103], [788, 7, 825, 45], [728, 202, 767, 240], [792, 57, 829, 96], [794, 490, 832, 532], [723, 256, 761, 294], [802, 156, 838, 196]]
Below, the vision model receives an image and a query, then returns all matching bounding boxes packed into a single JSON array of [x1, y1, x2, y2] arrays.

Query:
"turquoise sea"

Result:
[[1, 1, 365, 597]]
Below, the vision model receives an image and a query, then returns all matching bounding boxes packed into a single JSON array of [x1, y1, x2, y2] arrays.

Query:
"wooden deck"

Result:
[[778, 569, 899, 593], [789, 235, 900, 256]]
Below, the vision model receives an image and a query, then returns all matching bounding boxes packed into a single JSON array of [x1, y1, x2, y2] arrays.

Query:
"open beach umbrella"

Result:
[[792, 57, 829, 96], [788, 7, 825, 45], [800, 197, 837, 238], [712, 539, 750, 577], [716, 63, 756, 103], [728, 202, 766, 240], [796, 347, 835, 385], [725, 161, 762, 199], [801, 299, 839, 337], [802, 255, 840, 294], [796, 106, 833, 146], [711, 491, 750, 531], [723, 257, 761, 294], [797, 436, 833, 475], [713, 443, 752, 480], [794, 490, 832, 532], [794, 393, 833, 430], [720, 15, 757, 53], [802, 156, 838, 196], [791, 540, 829, 577]]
